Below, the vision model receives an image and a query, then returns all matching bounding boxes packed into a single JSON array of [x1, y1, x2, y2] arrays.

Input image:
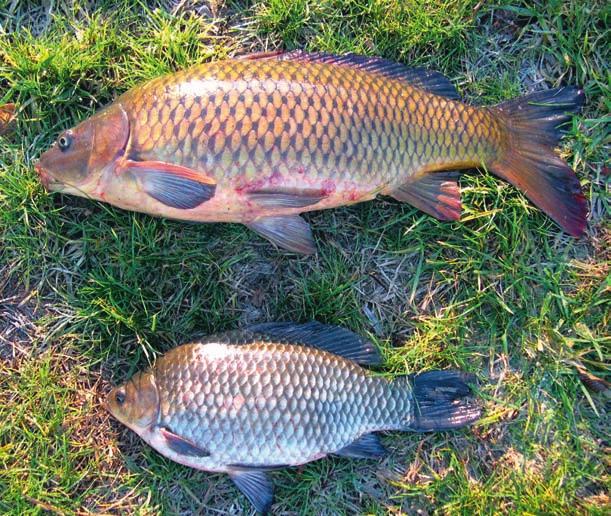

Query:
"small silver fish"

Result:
[[106, 322, 480, 513]]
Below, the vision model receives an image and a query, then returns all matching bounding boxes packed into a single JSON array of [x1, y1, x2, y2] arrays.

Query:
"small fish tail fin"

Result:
[[490, 87, 587, 236], [403, 370, 481, 432]]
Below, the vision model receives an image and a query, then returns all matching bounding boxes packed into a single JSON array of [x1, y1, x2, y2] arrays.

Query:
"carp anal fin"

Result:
[[245, 188, 326, 208], [390, 171, 461, 221], [122, 160, 216, 209], [246, 215, 316, 254], [159, 426, 210, 457], [245, 321, 382, 366], [241, 50, 460, 100], [334, 433, 387, 459], [228, 469, 274, 514]]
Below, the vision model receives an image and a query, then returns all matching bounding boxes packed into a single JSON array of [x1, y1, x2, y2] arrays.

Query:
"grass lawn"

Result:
[[0, 0, 609, 514]]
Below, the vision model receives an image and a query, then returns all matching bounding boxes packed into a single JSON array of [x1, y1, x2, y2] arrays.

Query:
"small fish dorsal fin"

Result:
[[238, 50, 460, 100], [245, 321, 382, 366]]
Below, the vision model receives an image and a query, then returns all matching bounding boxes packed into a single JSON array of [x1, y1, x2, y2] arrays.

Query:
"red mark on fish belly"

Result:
[[270, 168, 283, 185], [321, 179, 336, 195], [348, 191, 359, 201]]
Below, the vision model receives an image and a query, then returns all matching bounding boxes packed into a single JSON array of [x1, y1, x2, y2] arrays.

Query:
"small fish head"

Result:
[[36, 103, 129, 197], [106, 370, 160, 432]]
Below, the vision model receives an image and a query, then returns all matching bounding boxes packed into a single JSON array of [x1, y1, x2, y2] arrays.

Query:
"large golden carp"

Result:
[[36, 51, 587, 253], [106, 322, 480, 513]]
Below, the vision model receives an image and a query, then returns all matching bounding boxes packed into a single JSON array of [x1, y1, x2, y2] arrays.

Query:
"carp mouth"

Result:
[[35, 162, 54, 190], [34, 162, 92, 196]]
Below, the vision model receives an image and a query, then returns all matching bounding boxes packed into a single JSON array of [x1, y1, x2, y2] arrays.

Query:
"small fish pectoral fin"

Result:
[[228, 469, 274, 514], [245, 188, 326, 208], [334, 433, 387, 459], [159, 426, 210, 457], [245, 321, 382, 366], [390, 171, 461, 221], [246, 215, 316, 255], [120, 159, 216, 209], [239, 50, 460, 100]]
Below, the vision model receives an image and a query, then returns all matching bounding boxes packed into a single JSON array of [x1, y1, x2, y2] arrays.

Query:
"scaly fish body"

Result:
[[146, 342, 403, 470], [37, 52, 586, 253], [106, 322, 480, 513], [115, 60, 498, 220]]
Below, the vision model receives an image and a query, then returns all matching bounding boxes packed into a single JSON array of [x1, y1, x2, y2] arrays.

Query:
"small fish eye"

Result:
[[57, 132, 72, 151], [115, 391, 126, 405]]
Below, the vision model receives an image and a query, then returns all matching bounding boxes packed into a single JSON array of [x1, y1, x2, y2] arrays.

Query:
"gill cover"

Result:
[[88, 103, 130, 172], [107, 370, 160, 430]]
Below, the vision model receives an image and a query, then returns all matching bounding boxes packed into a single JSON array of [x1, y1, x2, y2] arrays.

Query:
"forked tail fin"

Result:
[[406, 370, 481, 432], [491, 87, 587, 236]]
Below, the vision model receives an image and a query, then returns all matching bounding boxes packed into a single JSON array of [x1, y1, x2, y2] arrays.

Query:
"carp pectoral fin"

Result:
[[246, 215, 316, 255], [245, 321, 382, 366], [121, 160, 216, 209], [245, 188, 326, 208], [228, 469, 274, 514], [334, 433, 387, 459], [159, 426, 210, 457], [390, 171, 461, 221]]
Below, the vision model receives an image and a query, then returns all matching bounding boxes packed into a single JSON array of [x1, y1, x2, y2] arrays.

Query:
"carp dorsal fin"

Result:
[[390, 171, 462, 221], [334, 433, 387, 459], [238, 50, 460, 100], [244, 321, 382, 366], [228, 469, 274, 514], [159, 426, 210, 457]]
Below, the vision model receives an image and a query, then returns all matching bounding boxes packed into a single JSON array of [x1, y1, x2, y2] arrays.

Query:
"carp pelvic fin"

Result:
[[159, 426, 210, 457], [390, 171, 461, 221], [246, 215, 316, 254], [122, 160, 216, 209], [334, 433, 387, 459], [245, 188, 326, 208], [243, 50, 460, 99], [228, 469, 274, 514], [246, 321, 382, 366]]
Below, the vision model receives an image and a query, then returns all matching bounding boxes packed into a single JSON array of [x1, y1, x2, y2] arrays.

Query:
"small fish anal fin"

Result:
[[390, 171, 461, 221], [246, 215, 316, 254], [228, 469, 274, 514], [245, 321, 382, 366], [334, 433, 387, 459], [252, 51, 460, 100], [159, 426, 210, 457], [245, 188, 326, 208], [120, 160, 216, 209]]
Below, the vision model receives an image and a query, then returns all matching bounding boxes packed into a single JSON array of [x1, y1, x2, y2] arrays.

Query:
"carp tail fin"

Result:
[[489, 87, 587, 236]]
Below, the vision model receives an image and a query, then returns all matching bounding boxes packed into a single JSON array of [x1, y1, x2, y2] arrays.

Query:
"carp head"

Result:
[[36, 103, 129, 198], [106, 370, 160, 432]]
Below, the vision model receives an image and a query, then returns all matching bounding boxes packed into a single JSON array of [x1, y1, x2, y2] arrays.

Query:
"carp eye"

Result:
[[115, 391, 126, 405], [57, 132, 72, 151]]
